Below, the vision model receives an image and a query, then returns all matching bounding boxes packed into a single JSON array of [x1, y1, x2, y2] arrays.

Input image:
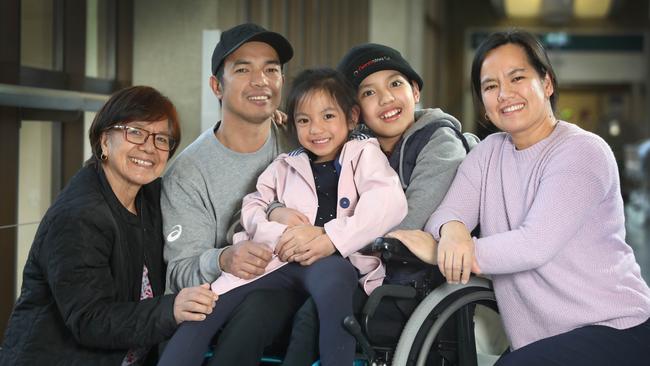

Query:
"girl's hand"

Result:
[[437, 221, 475, 284], [386, 229, 437, 265], [276, 225, 324, 261], [293, 234, 336, 266], [268, 207, 310, 227], [271, 110, 288, 125], [173, 283, 218, 324]]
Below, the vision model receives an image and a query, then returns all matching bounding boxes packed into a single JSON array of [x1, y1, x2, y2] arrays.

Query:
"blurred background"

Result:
[[0, 0, 649, 340]]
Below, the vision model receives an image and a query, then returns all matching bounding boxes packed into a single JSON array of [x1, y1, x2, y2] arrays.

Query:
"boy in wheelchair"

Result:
[[267, 44, 481, 365]]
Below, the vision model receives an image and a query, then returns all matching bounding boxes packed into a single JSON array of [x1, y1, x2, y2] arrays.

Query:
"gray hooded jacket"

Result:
[[388, 108, 479, 230]]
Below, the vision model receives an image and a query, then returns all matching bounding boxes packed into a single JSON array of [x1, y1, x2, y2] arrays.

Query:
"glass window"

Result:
[[86, 0, 114, 78], [20, 0, 55, 70], [16, 121, 54, 298]]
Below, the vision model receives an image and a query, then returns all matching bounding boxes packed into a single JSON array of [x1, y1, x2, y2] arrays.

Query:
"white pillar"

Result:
[[369, 0, 425, 94]]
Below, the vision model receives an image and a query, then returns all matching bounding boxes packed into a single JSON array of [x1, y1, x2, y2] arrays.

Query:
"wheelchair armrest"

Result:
[[360, 237, 427, 265], [361, 284, 417, 334]]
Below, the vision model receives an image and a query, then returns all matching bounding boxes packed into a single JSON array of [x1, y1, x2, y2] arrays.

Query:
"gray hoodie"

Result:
[[388, 108, 479, 230]]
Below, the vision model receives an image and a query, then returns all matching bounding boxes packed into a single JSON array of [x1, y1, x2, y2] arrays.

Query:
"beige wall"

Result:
[[20, 0, 53, 70], [369, 0, 425, 100], [368, 0, 450, 114], [133, 0, 220, 152]]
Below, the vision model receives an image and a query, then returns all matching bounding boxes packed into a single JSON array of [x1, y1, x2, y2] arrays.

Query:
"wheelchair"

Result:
[[340, 237, 506, 366], [256, 237, 507, 366]]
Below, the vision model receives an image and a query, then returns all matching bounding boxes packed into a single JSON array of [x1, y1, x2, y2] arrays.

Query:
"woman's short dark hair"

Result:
[[471, 29, 559, 121], [86, 85, 181, 166], [285, 68, 358, 136]]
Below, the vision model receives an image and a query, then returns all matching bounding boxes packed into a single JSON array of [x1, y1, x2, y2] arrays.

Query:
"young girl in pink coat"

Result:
[[159, 68, 407, 366]]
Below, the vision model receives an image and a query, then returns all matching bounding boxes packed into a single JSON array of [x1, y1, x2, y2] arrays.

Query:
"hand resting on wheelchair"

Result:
[[385, 230, 437, 264]]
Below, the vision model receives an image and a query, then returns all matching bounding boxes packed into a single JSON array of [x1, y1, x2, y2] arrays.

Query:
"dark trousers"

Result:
[[282, 287, 415, 365], [158, 256, 359, 366], [496, 317, 650, 366], [206, 288, 304, 366]]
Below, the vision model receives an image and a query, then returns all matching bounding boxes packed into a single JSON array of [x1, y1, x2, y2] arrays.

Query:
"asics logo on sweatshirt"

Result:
[[167, 225, 182, 242]]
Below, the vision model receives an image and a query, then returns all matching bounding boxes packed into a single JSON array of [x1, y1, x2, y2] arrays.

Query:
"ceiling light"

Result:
[[501, 0, 613, 19], [504, 0, 542, 17], [574, 0, 611, 18]]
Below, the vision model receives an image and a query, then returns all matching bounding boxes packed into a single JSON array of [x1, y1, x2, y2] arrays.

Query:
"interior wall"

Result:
[[369, 0, 425, 105], [422, 0, 445, 109], [20, 0, 54, 70], [557, 91, 603, 132], [133, 0, 220, 152]]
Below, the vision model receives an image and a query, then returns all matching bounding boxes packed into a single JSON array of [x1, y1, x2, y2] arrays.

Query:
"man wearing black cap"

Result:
[[161, 23, 301, 365]]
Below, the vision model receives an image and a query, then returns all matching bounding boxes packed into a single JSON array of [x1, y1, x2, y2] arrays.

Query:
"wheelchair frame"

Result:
[[259, 238, 505, 366], [346, 238, 503, 366], [392, 277, 498, 366]]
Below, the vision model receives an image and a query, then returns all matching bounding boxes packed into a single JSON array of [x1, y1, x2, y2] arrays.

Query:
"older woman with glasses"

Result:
[[0, 86, 218, 366]]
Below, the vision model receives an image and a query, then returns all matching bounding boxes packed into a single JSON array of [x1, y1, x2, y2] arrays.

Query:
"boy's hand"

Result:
[[292, 234, 336, 266], [271, 110, 288, 125], [437, 221, 475, 284], [276, 225, 323, 261], [386, 229, 437, 264], [269, 207, 310, 227]]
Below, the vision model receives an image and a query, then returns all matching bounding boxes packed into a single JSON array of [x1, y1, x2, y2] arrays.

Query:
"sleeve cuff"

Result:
[[159, 294, 179, 336], [472, 236, 483, 269], [323, 223, 352, 258], [472, 236, 490, 275], [424, 213, 469, 241], [200, 247, 224, 280], [266, 200, 286, 219]]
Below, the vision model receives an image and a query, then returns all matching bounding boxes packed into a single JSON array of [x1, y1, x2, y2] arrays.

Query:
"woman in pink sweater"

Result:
[[391, 30, 650, 365]]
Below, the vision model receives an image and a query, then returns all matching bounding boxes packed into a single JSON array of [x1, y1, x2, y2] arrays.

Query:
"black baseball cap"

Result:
[[211, 23, 294, 75], [337, 43, 423, 91]]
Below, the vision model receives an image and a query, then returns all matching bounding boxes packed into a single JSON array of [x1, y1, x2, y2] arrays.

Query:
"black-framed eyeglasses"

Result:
[[109, 125, 176, 152]]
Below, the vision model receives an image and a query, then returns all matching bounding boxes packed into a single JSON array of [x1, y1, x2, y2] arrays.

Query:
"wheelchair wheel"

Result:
[[392, 277, 499, 366]]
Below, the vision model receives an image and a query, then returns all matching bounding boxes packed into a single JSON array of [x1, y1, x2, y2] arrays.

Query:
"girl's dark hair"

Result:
[[471, 29, 559, 123], [285, 68, 358, 135], [86, 85, 181, 166]]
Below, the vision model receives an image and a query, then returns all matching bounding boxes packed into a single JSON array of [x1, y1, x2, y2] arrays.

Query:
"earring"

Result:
[[100, 152, 108, 161], [484, 113, 490, 121]]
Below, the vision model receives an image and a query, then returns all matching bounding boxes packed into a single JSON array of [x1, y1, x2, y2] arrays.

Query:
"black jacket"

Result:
[[0, 165, 177, 365]]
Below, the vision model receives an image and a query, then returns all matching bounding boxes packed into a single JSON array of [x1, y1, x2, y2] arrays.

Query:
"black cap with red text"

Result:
[[337, 43, 423, 91]]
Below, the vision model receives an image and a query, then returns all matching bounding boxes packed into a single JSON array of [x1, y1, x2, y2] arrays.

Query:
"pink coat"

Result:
[[211, 137, 407, 295]]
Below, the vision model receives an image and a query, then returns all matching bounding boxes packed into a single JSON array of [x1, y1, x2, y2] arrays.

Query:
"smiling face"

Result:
[[357, 70, 420, 153], [294, 90, 357, 163], [212, 41, 284, 124], [480, 43, 556, 149], [101, 119, 170, 197]]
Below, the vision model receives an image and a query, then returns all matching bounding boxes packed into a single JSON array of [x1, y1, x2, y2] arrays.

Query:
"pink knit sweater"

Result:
[[426, 121, 650, 349]]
